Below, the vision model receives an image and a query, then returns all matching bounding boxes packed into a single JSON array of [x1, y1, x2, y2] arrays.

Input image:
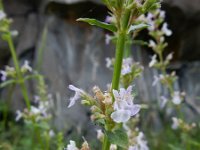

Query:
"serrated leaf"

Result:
[[128, 23, 149, 33], [106, 129, 128, 148], [77, 18, 117, 32], [0, 79, 16, 88]]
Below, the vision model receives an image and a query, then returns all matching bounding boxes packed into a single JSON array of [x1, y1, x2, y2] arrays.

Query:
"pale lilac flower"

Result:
[[105, 57, 112, 68], [161, 23, 172, 36], [110, 144, 117, 150], [160, 96, 168, 108], [68, 85, 85, 108], [105, 16, 113, 23], [65, 140, 79, 150], [105, 34, 112, 45], [149, 54, 157, 67], [172, 91, 182, 105], [15, 110, 23, 121], [152, 76, 160, 86], [96, 129, 104, 140], [134, 132, 149, 150], [152, 75, 164, 86], [166, 53, 173, 61], [111, 109, 132, 123], [111, 86, 140, 123], [0, 10, 6, 20], [121, 58, 133, 75], [129, 146, 138, 150], [171, 117, 179, 129], [0, 70, 7, 81], [22, 60, 32, 72], [146, 13, 155, 31]]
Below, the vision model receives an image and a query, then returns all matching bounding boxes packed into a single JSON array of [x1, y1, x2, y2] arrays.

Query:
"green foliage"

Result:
[[106, 129, 129, 149], [77, 18, 117, 32], [128, 23, 149, 33]]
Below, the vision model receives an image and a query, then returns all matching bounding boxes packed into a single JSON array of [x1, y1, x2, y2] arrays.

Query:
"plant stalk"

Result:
[[6, 32, 31, 110]]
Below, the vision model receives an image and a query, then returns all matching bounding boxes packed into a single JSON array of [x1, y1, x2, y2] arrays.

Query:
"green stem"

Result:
[[6, 32, 31, 110], [102, 135, 111, 150], [111, 31, 126, 90]]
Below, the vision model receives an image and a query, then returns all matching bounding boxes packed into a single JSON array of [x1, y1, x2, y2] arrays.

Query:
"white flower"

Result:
[[22, 60, 32, 72], [159, 10, 166, 19], [161, 23, 172, 36], [171, 117, 179, 129], [0, 10, 6, 20], [15, 110, 23, 121], [105, 57, 112, 68], [121, 58, 133, 75], [11, 30, 19, 37], [65, 140, 79, 150], [68, 85, 85, 108], [111, 86, 140, 123], [110, 144, 117, 150], [148, 40, 156, 49], [30, 106, 41, 114], [160, 96, 168, 108], [105, 34, 112, 45], [172, 91, 182, 105], [0, 70, 7, 81], [132, 132, 149, 150], [96, 129, 104, 140], [49, 130, 55, 137], [149, 54, 157, 67], [166, 53, 173, 61]]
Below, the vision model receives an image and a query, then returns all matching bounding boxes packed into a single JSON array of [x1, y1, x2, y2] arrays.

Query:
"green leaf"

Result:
[[77, 18, 117, 32], [128, 23, 149, 33], [0, 79, 16, 88], [106, 128, 128, 148]]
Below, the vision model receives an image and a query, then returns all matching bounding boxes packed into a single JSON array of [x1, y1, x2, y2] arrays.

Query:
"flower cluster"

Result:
[[68, 84, 140, 124], [105, 57, 143, 88], [65, 140, 90, 150], [111, 86, 140, 123], [15, 96, 52, 122], [143, 8, 186, 109], [0, 60, 32, 81], [129, 132, 149, 150], [171, 117, 196, 132]]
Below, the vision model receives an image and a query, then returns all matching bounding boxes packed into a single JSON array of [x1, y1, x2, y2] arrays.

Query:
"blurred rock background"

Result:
[[0, 0, 200, 138]]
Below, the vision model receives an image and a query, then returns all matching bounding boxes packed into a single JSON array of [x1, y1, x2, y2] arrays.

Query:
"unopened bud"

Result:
[[103, 93, 112, 105], [93, 86, 104, 102], [81, 141, 90, 150], [81, 100, 91, 106]]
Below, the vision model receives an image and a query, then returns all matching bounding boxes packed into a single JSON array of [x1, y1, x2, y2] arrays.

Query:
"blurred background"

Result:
[[0, 0, 200, 143]]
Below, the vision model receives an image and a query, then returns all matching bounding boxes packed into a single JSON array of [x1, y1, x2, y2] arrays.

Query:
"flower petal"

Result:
[[111, 110, 131, 123]]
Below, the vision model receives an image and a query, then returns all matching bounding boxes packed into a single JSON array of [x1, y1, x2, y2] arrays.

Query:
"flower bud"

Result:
[[93, 86, 104, 102], [81, 141, 90, 150]]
